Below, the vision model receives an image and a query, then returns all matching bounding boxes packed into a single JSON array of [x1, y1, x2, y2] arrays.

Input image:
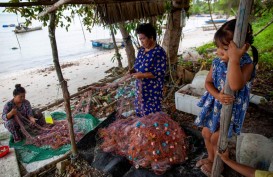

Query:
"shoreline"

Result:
[[0, 27, 216, 115]]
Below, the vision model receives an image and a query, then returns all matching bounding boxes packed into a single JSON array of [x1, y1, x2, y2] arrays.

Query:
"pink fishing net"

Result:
[[14, 74, 133, 149], [99, 113, 188, 174]]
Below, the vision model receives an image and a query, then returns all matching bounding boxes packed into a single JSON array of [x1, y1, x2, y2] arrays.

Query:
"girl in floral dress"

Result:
[[194, 19, 258, 176]]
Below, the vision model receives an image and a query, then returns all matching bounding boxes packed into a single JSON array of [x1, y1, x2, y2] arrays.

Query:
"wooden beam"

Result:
[[0, 0, 165, 7], [211, 0, 254, 176], [39, 0, 72, 17], [0, 0, 93, 7]]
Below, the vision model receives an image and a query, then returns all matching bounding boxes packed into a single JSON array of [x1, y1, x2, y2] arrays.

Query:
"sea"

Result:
[[0, 12, 210, 76]]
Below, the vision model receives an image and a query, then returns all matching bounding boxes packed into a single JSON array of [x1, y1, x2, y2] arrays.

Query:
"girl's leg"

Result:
[[202, 127, 215, 162], [211, 130, 220, 153], [201, 131, 220, 174], [196, 127, 214, 167]]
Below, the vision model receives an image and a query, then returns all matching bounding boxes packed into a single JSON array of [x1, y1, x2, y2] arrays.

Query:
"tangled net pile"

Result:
[[99, 112, 188, 175], [15, 113, 84, 149], [14, 74, 133, 149]]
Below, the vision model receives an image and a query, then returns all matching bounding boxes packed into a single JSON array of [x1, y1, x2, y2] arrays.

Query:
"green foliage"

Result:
[[189, 1, 209, 14], [196, 42, 215, 54], [252, 12, 273, 68], [4, 2, 96, 32], [111, 53, 123, 63]]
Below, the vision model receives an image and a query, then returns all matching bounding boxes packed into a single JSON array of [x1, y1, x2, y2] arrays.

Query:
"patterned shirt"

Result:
[[2, 99, 33, 121], [134, 44, 167, 116]]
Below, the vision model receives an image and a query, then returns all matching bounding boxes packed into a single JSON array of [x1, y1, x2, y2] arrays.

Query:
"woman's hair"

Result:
[[13, 84, 26, 96], [214, 19, 258, 65], [136, 23, 157, 41]]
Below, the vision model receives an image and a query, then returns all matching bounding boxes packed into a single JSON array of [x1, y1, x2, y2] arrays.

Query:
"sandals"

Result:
[[196, 158, 212, 168], [201, 162, 224, 177]]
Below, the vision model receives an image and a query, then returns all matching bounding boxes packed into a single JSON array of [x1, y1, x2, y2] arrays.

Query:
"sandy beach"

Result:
[[0, 27, 216, 115]]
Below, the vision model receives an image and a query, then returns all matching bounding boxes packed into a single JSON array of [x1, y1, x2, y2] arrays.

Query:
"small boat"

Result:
[[91, 41, 103, 47], [2, 24, 15, 28], [13, 23, 42, 33], [205, 19, 227, 24]]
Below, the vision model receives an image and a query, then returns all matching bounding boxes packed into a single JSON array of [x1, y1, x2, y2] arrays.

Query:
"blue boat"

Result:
[[92, 41, 102, 47], [205, 19, 227, 24]]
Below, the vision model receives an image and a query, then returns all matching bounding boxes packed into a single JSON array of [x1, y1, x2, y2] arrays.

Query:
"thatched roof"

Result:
[[95, 0, 165, 24], [95, 0, 190, 24], [0, 0, 191, 24]]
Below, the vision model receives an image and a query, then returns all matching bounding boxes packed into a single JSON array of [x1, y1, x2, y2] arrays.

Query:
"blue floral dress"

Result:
[[134, 44, 167, 116], [194, 53, 255, 138]]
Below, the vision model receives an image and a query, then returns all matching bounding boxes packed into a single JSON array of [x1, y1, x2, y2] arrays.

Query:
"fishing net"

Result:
[[9, 74, 133, 163], [9, 112, 100, 163], [99, 112, 188, 175]]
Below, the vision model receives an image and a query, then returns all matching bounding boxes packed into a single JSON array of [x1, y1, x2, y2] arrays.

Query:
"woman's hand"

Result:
[[132, 72, 144, 79], [29, 117, 36, 124], [228, 41, 249, 63], [10, 108, 17, 116], [217, 89, 235, 105]]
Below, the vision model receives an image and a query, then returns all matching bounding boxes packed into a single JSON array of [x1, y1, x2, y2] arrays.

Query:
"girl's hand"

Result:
[[228, 41, 249, 63], [217, 89, 235, 105]]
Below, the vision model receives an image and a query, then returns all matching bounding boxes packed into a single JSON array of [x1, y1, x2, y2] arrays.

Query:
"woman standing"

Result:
[[132, 23, 167, 117]]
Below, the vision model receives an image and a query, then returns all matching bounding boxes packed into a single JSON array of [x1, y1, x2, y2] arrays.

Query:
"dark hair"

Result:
[[13, 84, 26, 96], [136, 23, 157, 41], [214, 19, 258, 66]]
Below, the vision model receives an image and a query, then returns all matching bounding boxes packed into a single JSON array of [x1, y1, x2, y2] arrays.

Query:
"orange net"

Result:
[[99, 112, 188, 175]]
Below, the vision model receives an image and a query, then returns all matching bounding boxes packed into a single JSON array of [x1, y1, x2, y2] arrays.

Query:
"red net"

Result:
[[99, 112, 188, 175]]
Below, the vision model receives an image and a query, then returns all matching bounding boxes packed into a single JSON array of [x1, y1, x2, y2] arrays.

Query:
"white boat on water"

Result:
[[13, 23, 42, 33]]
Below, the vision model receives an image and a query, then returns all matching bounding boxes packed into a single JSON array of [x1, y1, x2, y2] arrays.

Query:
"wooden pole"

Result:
[[48, 12, 78, 157], [110, 24, 123, 68], [211, 0, 253, 176], [207, 0, 218, 30], [0, 0, 93, 7], [119, 23, 135, 69], [38, 0, 72, 17]]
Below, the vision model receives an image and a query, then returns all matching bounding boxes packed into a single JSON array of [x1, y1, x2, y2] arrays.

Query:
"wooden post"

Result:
[[211, 0, 253, 176], [119, 23, 135, 69], [110, 24, 123, 68], [48, 12, 78, 157]]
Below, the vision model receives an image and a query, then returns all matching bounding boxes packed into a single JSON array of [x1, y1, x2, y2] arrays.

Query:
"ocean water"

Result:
[[0, 13, 122, 75], [0, 13, 210, 76]]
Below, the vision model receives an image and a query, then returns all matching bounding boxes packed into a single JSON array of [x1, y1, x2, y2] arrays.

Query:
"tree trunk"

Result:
[[119, 23, 135, 69], [162, 8, 183, 65], [211, 0, 253, 176], [110, 25, 122, 68], [208, 0, 218, 30], [48, 12, 78, 157]]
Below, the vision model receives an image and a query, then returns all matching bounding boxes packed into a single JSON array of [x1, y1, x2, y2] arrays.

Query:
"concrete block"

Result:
[[0, 124, 10, 140], [0, 148, 20, 177]]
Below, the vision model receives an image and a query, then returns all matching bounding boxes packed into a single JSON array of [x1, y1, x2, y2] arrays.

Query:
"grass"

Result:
[[252, 12, 273, 68]]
